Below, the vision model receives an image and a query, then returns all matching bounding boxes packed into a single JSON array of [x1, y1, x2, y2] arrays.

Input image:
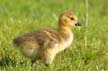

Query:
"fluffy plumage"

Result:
[[13, 10, 81, 66]]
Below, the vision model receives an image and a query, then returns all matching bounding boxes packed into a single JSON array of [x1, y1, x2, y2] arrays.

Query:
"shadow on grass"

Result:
[[0, 55, 15, 67], [0, 55, 23, 68]]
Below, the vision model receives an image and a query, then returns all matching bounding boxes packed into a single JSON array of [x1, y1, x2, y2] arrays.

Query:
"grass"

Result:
[[0, 0, 108, 71]]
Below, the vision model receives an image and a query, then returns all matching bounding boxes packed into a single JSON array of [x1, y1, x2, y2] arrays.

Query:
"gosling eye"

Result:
[[70, 17, 74, 20]]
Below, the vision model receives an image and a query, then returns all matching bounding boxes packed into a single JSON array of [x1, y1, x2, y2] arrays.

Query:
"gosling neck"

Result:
[[58, 25, 72, 35]]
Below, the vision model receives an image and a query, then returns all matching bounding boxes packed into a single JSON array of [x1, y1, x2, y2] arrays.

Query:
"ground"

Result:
[[0, 0, 108, 71]]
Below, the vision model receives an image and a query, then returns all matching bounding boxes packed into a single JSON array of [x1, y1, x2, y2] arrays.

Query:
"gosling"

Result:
[[13, 10, 81, 66]]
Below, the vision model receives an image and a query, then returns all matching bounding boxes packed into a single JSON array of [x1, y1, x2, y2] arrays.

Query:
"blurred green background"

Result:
[[0, 0, 108, 71]]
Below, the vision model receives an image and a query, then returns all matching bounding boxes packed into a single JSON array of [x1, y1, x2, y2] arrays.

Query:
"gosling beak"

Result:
[[75, 21, 81, 26]]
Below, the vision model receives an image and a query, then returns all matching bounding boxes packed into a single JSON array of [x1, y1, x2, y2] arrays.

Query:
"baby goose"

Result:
[[13, 10, 81, 66]]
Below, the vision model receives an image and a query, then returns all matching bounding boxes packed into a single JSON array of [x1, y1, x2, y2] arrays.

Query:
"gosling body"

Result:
[[13, 10, 80, 65]]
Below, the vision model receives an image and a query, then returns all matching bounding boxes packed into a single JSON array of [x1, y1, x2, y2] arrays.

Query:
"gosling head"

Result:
[[59, 10, 81, 27]]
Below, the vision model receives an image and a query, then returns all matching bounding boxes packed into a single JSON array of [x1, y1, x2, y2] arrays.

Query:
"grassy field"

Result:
[[0, 0, 108, 71]]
